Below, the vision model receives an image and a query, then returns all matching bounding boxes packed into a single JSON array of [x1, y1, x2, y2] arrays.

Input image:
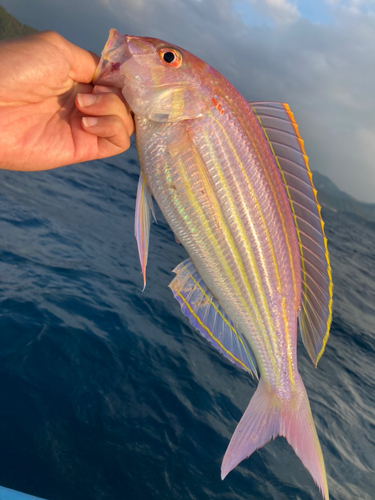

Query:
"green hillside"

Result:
[[0, 5, 37, 40]]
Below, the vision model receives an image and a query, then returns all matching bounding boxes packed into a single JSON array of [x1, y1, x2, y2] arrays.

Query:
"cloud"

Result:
[[325, 0, 375, 15], [3, 0, 375, 201], [248, 0, 300, 24]]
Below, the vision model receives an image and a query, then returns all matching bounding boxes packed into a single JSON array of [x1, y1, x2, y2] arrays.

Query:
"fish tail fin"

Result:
[[221, 375, 329, 500]]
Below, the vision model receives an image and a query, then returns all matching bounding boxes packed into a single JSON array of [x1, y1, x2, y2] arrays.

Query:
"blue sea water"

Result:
[[0, 143, 374, 500]]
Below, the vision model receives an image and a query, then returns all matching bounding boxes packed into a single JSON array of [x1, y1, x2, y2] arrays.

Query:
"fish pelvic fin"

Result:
[[221, 375, 329, 500], [134, 171, 156, 291]]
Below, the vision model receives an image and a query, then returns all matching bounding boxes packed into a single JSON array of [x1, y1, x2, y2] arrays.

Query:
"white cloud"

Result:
[[345, 0, 363, 14], [327, 0, 375, 15], [247, 0, 301, 24]]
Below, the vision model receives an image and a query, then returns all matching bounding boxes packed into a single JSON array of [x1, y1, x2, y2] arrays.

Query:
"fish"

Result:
[[94, 30, 333, 499]]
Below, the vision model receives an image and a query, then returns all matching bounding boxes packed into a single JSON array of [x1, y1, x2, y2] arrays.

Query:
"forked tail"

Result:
[[221, 375, 329, 500]]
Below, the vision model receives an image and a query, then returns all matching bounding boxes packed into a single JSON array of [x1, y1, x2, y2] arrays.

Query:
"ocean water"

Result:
[[0, 144, 374, 500]]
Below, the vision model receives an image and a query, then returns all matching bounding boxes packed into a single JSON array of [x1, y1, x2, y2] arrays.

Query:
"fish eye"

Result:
[[163, 52, 175, 63], [159, 48, 182, 68]]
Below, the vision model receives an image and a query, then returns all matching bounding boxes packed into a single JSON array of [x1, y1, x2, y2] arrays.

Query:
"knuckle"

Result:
[[116, 115, 127, 127], [108, 115, 124, 130], [91, 93, 118, 112], [98, 116, 121, 135], [38, 31, 65, 45], [104, 92, 122, 107]]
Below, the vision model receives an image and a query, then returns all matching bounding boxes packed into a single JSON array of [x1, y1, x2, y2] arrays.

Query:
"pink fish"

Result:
[[94, 30, 333, 499]]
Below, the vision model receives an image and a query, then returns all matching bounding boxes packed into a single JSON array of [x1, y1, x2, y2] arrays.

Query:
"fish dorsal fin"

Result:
[[249, 101, 333, 367], [169, 259, 258, 378], [135, 172, 156, 290]]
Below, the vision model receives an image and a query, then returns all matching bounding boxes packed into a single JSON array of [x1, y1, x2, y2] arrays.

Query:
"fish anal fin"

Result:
[[169, 259, 258, 378], [249, 101, 333, 366]]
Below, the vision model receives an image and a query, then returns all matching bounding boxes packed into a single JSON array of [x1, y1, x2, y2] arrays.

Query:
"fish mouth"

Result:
[[93, 30, 133, 87], [92, 60, 123, 87]]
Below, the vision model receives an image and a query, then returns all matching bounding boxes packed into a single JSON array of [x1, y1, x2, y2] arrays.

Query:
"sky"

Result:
[[2, 0, 375, 203]]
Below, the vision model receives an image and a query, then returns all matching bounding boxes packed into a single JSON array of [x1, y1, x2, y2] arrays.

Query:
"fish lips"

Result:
[[93, 30, 133, 88]]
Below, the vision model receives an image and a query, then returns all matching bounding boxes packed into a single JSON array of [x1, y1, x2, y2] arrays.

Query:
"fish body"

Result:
[[94, 31, 332, 499], [136, 90, 301, 395]]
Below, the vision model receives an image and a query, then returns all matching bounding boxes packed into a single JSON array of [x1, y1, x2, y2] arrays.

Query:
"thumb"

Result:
[[36, 31, 100, 84]]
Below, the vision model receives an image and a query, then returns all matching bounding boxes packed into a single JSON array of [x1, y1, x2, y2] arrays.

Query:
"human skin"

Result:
[[0, 31, 134, 171]]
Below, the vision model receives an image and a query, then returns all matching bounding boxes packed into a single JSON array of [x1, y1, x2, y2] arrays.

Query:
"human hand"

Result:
[[0, 31, 134, 171]]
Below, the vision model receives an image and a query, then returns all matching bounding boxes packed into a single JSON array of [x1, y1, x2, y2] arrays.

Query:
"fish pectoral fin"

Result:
[[169, 258, 258, 378], [135, 171, 156, 290], [249, 101, 333, 367]]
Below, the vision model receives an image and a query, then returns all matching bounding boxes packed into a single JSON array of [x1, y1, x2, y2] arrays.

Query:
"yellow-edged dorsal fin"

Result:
[[249, 101, 333, 367]]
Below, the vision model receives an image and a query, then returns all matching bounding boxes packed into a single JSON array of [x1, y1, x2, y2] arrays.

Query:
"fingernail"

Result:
[[82, 117, 99, 127], [77, 93, 98, 107]]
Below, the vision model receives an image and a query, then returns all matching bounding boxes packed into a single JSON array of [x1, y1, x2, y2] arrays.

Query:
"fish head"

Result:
[[94, 30, 213, 122]]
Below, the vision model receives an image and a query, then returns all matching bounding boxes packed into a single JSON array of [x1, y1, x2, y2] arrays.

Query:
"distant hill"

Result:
[[0, 5, 37, 40], [313, 171, 375, 222]]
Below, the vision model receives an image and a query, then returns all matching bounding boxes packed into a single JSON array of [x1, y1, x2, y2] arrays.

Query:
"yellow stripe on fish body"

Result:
[[186, 107, 298, 387], [168, 131, 282, 380], [168, 136, 260, 319], [202, 111, 295, 385], [234, 104, 300, 304], [200, 126, 283, 374]]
